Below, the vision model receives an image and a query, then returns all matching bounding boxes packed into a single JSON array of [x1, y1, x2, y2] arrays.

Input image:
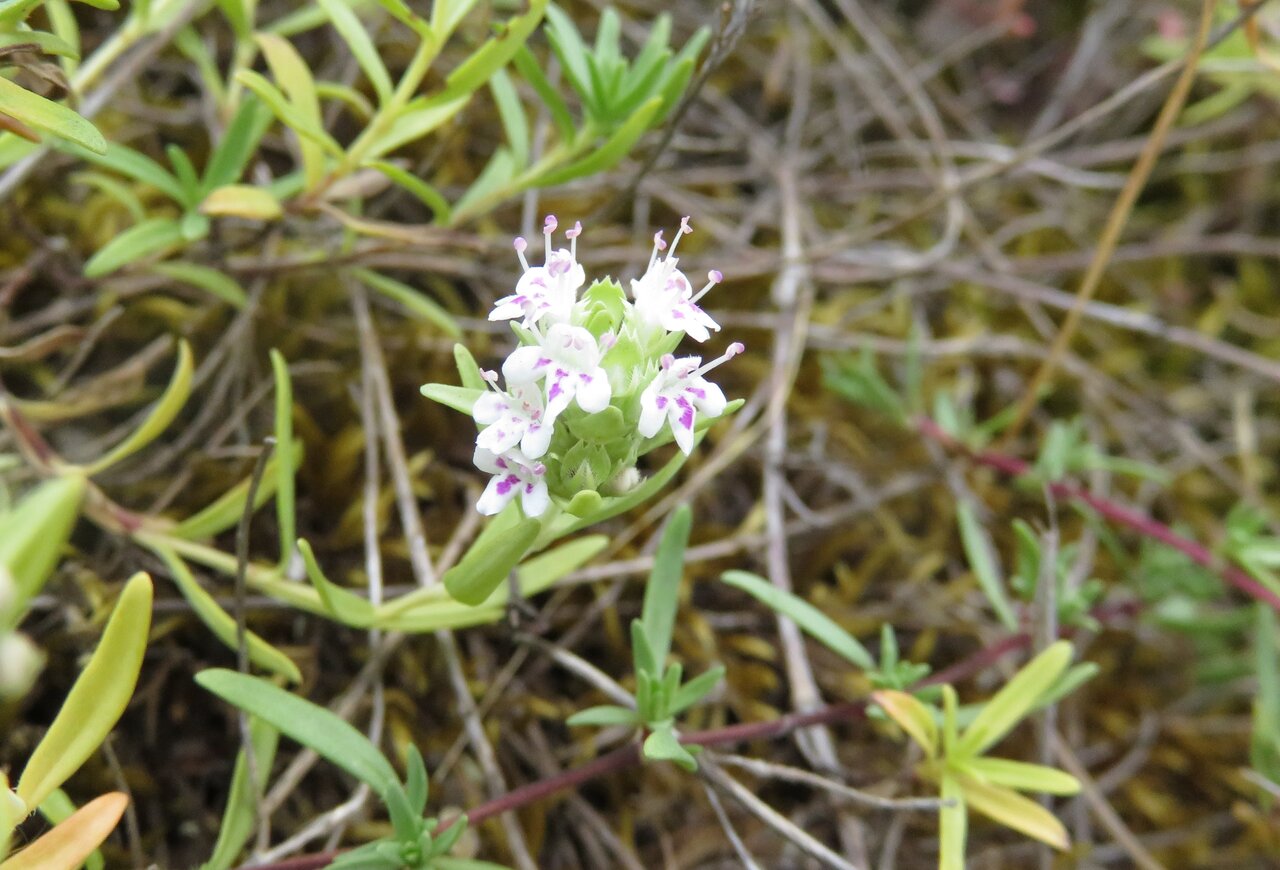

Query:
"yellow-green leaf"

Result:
[[955, 774, 1070, 850], [83, 341, 193, 475], [963, 757, 1081, 796], [873, 690, 937, 758], [938, 775, 967, 870], [0, 76, 105, 153], [298, 538, 374, 628], [0, 792, 127, 870], [200, 184, 282, 220], [16, 574, 152, 809], [254, 32, 324, 189], [0, 474, 85, 611], [955, 641, 1073, 759]]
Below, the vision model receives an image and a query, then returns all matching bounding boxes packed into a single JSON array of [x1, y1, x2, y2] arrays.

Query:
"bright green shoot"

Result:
[[568, 506, 724, 772], [874, 641, 1083, 869]]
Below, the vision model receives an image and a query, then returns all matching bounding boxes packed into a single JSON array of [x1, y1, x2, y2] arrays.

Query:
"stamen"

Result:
[[691, 269, 722, 303], [565, 220, 582, 258], [694, 341, 744, 378], [660, 353, 675, 370], [543, 214, 557, 260], [668, 216, 693, 259], [481, 369, 504, 394], [648, 230, 667, 271], [513, 237, 529, 271], [598, 331, 617, 354]]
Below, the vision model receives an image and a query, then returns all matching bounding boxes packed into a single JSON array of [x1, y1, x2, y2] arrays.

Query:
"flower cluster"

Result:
[[465, 216, 741, 518]]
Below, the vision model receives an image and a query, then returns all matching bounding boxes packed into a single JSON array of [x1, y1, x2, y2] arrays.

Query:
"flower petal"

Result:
[[503, 346, 551, 384], [574, 369, 612, 413], [520, 478, 550, 517], [477, 473, 520, 515]]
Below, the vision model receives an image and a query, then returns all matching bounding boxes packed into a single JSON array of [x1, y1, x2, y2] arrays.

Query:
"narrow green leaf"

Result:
[[640, 504, 690, 668], [531, 95, 661, 187], [721, 570, 875, 670], [269, 350, 296, 568], [234, 69, 343, 156], [298, 538, 375, 627], [956, 641, 1073, 758], [366, 160, 452, 223], [166, 144, 201, 197], [84, 341, 193, 474], [315, 0, 392, 104], [0, 75, 104, 153], [363, 94, 469, 159], [67, 141, 188, 204], [169, 446, 299, 541], [963, 758, 1080, 796], [511, 46, 574, 143], [254, 32, 325, 189], [17, 573, 152, 809], [566, 705, 640, 727], [71, 170, 147, 222], [152, 543, 301, 683], [668, 666, 724, 716], [488, 68, 528, 168], [0, 30, 79, 58], [447, 145, 516, 220], [441, 514, 540, 606], [0, 473, 85, 611], [195, 669, 401, 800], [956, 500, 1018, 630], [453, 343, 487, 390], [200, 717, 279, 870], [630, 618, 657, 678], [429, 0, 479, 41], [542, 3, 594, 108], [83, 218, 188, 278], [642, 724, 696, 772], [430, 0, 547, 105], [151, 261, 248, 308], [352, 268, 461, 337], [419, 382, 482, 415]]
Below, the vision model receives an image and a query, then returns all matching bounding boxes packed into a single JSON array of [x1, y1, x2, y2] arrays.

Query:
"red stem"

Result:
[[916, 416, 1280, 612]]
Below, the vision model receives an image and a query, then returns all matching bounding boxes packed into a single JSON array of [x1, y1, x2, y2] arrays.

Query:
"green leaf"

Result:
[[0, 473, 85, 613], [363, 94, 469, 159], [429, 0, 479, 41], [449, 145, 516, 221], [963, 758, 1080, 796], [640, 505, 690, 668], [195, 669, 401, 800], [83, 217, 189, 277], [955, 774, 1070, 850], [533, 95, 662, 187], [166, 144, 201, 197], [151, 543, 301, 682], [511, 46, 574, 143], [83, 341, 193, 474], [366, 160, 452, 223], [419, 382, 482, 415], [453, 343, 487, 390], [16, 573, 153, 810], [0, 30, 80, 58], [872, 690, 938, 758], [566, 704, 640, 727], [938, 775, 967, 870], [721, 570, 875, 670], [442, 514, 540, 606], [668, 666, 724, 716], [71, 170, 147, 222], [629, 618, 657, 678], [298, 538, 375, 627], [642, 724, 697, 772], [169, 446, 299, 541], [151, 261, 247, 308], [269, 350, 296, 568], [315, 0, 393, 104], [956, 500, 1018, 631], [200, 717, 279, 870], [352, 267, 461, 337], [430, 0, 547, 106], [68, 141, 189, 204], [254, 32, 325, 189], [543, 3, 594, 111], [488, 68, 528, 168], [955, 641, 1073, 758], [0, 75, 105, 153], [235, 69, 343, 157]]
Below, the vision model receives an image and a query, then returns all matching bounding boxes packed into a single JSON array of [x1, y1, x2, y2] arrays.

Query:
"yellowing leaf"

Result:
[[16, 574, 152, 809], [956, 641, 1073, 758], [956, 773, 1070, 850], [964, 757, 1081, 796], [0, 793, 127, 870], [200, 184, 283, 220], [873, 690, 937, 757]]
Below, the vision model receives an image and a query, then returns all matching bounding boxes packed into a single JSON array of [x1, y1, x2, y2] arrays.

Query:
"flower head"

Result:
[[490, 216, 585, 329], [503, 323, 613, 424], [473, 371, 554, 459], [639, 343, 743, 454], [630, 217, 722, 342], [474, 447, 550, 517]]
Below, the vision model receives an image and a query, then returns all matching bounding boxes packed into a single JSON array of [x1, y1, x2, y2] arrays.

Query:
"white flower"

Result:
[[473, 371, 554, 459], [474, 447, 550, 517], [503, 322, 613, 424], [490, 216, 585, 329], [638, 343, 743, 454], [629, 217, 722, 342]]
